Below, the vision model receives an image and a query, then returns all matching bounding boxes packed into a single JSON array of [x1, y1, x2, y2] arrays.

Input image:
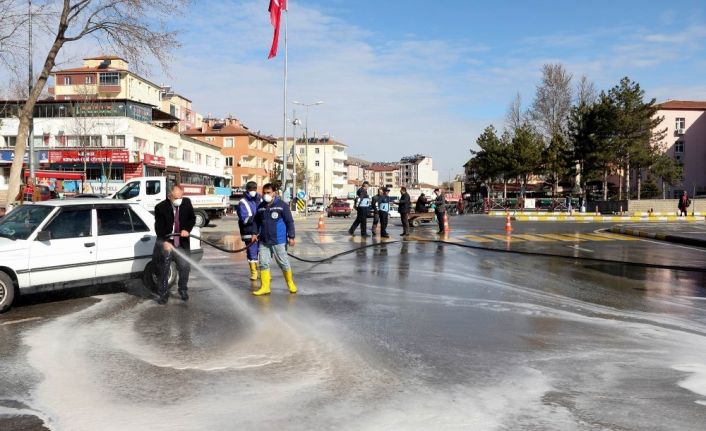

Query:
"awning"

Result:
[[24, 170, 85, 180]]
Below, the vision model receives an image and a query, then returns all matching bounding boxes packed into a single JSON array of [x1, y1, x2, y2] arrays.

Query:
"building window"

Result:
[[675, 140, 685, 153], [195, 153, 202, 165], [2, 136, 17, 147], [225, 157, 234, 167], [315, 148, 320, 154], [107, 135, 125, 147], [315, 160, 320, 167], [224, 138, 234, 148], [85, 76, 93, 84], [675, 117, 686, 132], [86, 166, 124, 181], [206, 155, 212, 166], [169, 146, 177, 159], [154, 142, 163, 156], [299, 148, 304, 154], [63, 76, 71, 85], [66, 135, 101, 147], [99, 72, 120, 86], [215, 158, 221, 167], [182, 149, 191, 162]]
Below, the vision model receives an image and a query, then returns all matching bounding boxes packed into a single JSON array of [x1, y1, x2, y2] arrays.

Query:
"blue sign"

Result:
[[297, 191, 306, 200], [0, 150, 48, 163]]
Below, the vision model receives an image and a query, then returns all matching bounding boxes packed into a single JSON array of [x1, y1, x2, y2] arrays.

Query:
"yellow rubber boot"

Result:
[[249, 262, 258, 281], [252, 270, 271, 296], [283, 269, 297, 294]]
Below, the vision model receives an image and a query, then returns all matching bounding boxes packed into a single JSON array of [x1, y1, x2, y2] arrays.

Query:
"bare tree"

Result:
[[575, 75, 596, 107], [530, 63, 573, 138], [505, 92, 524, 134], [5, 0, 186, 207], [0, 0, 29, 69]]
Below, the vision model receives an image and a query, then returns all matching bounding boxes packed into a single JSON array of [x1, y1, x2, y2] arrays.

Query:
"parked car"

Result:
[[72, 193, 109, 199], [327, 201, 351, 218], [0, 200, 202, 312], [307, 204, 325, 213]]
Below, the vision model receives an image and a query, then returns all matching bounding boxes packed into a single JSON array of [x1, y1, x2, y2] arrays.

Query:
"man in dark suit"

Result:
[[153, 184, 196, 304]]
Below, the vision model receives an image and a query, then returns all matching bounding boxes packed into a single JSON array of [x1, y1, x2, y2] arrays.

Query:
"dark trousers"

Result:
[[379, 211, 389, 236], [400, 212, 409, 235], [436, 211, 445, 232], [680, 208, 688, 216], [349, 208, 369, 235], [154, 240, 191, 297]]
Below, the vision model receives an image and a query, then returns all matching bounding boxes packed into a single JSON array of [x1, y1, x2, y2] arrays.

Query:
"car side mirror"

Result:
[[36, 230, 51, 241]]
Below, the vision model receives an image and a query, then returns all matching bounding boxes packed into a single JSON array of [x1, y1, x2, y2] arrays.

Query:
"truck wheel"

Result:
[[0, 271, 16, 313], [194, 210, 209, 228], [142, 261, 177, 294], [411, 218, 421, 227]]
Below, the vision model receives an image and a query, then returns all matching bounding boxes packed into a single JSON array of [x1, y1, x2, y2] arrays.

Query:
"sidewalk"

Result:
[[610, 222, 706, 248]]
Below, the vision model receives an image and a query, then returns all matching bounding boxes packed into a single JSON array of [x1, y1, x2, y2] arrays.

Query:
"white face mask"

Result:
[[248, 191, 257, 198], [173, 198, 183, 207], [263, 194, 273, 203]]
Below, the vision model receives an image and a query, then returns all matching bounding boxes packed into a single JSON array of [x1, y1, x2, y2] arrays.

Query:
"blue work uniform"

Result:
[[254, 196, 296, 271], [238, 192, 261, 262]]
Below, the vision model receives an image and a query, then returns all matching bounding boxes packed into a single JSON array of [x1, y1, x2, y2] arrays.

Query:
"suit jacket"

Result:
[[154, 197, 196, 250]]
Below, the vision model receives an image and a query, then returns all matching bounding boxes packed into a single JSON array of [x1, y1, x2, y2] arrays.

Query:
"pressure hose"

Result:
[[166, 233, 706, 273]]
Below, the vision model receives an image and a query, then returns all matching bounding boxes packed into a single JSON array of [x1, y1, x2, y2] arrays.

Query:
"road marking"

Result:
[[569, 244, 594, 253], [640, 238, 706, 253], [567, 232, 613, 241], [1, 317, 43, 326], [534, 233, 583, 242], [462, 234, 495, 243], [589, 231, 638, 241], [512, 234, 558, 242], [484, 234, 526, 242]]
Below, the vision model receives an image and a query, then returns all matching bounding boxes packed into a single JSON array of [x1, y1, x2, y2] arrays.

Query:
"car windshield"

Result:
[[114, 181, 140, 200], [0, 206, 54, 240]]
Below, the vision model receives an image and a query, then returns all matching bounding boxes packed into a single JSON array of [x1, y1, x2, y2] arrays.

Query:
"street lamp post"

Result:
[[291, 115, 301, 205], [292, 100, 323, 216]]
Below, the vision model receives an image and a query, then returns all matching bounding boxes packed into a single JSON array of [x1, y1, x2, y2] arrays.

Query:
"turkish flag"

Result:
[[268, 0, 287, 59]]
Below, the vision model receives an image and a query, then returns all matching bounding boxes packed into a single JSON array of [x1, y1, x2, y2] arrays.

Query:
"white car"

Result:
[[0, 200, 202, 312]]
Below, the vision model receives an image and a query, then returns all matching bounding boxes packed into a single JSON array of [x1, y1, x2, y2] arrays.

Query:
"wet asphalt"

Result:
[[1, 214, 705, 430]]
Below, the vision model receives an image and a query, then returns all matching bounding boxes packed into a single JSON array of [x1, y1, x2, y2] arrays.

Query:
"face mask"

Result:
[[173, 198, 183, 207], [248, 191, 257, 198], [263, 194, 273, 203]]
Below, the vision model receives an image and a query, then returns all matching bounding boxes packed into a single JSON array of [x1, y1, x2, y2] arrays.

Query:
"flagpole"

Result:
[[280, 5, 288, 200]]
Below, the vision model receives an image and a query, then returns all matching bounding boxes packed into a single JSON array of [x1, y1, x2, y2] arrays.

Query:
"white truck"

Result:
[[111, 177, 228, 227]]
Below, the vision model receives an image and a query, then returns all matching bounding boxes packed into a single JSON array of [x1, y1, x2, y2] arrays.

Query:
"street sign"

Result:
[[297, 191, 306, 200], [296, 199, 305, 211]]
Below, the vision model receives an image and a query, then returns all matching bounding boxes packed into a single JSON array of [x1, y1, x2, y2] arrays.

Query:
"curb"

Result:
[[609, 227, 706, 248], [512, 215, 704, 222]]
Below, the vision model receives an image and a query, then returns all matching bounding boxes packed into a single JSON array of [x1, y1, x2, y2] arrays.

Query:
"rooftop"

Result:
[[658, 100, 706, 110]]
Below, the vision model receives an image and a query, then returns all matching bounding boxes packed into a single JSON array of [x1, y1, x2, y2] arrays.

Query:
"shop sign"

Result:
[[143, 153, 166, 168], [48, 150, 130, 164], [0, 149, 49, 163]]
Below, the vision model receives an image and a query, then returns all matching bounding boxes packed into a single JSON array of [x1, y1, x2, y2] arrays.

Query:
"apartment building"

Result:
[[399, 154, 439, 188], [0, 99, 223, 196], [185, 117, 277, 188], [368, 163, 400, 189], [654, 100, 706, 196]]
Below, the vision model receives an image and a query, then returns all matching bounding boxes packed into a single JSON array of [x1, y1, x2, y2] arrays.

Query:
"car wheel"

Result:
[[411, 218, 421, 227], [0, 271, 16, 313], [194, 210, 209, 228], [142, 260, 178, 294]]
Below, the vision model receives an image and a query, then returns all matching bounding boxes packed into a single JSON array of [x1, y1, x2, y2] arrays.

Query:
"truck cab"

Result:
[[112, 177, 227, 227]]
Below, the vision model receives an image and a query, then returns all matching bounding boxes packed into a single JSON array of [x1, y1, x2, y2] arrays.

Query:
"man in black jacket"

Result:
[[153, 184, 196, 304], [397, 186, 411, 236], [370, 188, 383, 234], [433, 188, 446, 234]]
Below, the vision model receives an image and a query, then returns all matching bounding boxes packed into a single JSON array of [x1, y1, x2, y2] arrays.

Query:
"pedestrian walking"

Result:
[[348, 181, 371, 237], [397, 186, 411, 236], [433, 188, 446, 234], [371, 188, 383, 234], [153, 185, 196, 304], [415, 193, 428, 213], [378, 188, 391, 238], [238, 181, 261, 281], [678, 191, 691, 216], [252, 184, 297, 296]]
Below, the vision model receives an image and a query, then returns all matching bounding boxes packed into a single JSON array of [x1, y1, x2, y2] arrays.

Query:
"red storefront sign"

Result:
[[48, 150, 130, 164], [143, 153, 166, 168]]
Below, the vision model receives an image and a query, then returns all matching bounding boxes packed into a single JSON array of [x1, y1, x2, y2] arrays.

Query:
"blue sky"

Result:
[[55, 1, 706, 178]]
